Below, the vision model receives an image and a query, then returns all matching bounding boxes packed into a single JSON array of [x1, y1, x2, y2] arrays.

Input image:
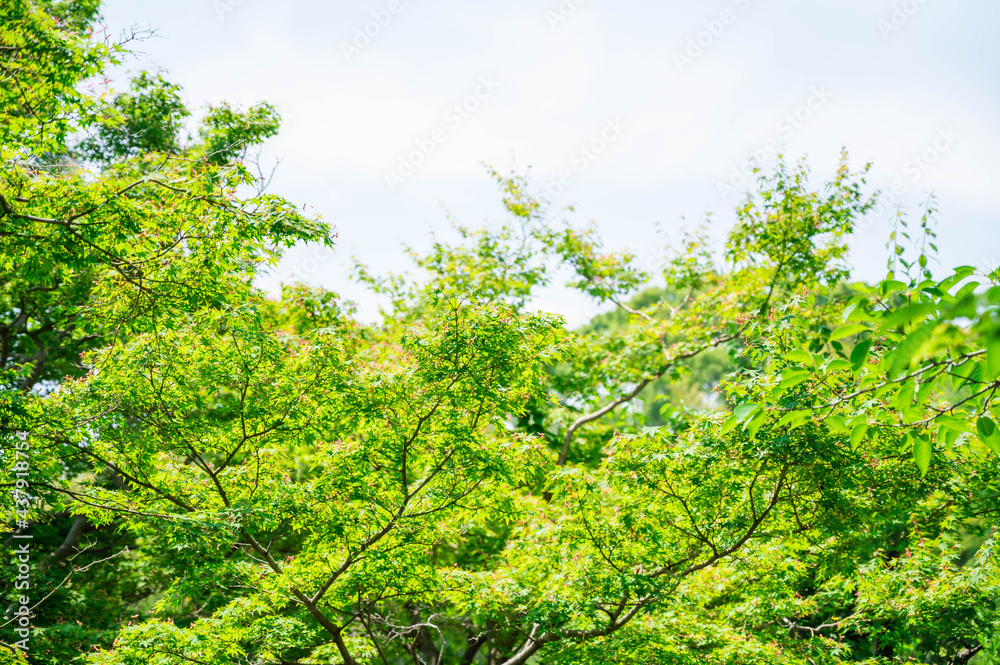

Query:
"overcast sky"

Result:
[[99, 0, 1000, 324]]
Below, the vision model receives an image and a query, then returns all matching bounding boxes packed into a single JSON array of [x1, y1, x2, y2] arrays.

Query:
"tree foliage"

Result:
[[2, 3, 999, 665]]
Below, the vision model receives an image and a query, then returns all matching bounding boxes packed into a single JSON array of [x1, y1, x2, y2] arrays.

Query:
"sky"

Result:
[[98, 0, 1000, 324]]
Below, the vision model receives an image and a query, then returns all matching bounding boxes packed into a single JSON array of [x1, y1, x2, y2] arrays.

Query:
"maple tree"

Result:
[[2, 2, 999, 664]]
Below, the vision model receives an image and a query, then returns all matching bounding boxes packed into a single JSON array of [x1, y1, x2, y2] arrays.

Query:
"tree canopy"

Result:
[[2, 2, 999, 665]]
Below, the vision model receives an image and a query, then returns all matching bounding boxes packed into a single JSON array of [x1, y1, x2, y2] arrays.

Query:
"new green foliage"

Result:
[[2, 3, 999, 664]]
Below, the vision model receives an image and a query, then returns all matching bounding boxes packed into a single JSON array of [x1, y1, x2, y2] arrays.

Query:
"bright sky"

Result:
[[99, 0, 1000, 324]]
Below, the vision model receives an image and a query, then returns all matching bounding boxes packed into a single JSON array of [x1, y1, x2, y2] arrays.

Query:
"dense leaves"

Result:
[[2, 3, 999, 665]]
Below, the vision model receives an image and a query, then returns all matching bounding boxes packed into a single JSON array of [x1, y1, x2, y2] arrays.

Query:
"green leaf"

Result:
[[883, 302, 937, 328], [938, 266, 976, 293], [880, 279, 907, 295], [912, 434, 932, 476], [850, 423, 868, 450], [936, 415, 970, 433], [890, 321, 936, 374], [824, 359, 851, 373], [841, 302, 859, 323], [733, 402, 761, 424], [825, 415, 848, 433], [776, 410, 812, 430], [773, 370, 810, 397], [830, 324, 868, 341], [841, 300, 877, 323], [987, 336, 1000, 380], [956, 281, 981, 300], [784, 350, 814, 366], [721, 414, 740, 434], [938, 425, 961, 450], [976, 417, 1000, 455], [746, 410, 768, 440], [914, 380, 935, 409], [850, 339, 873, 372], [894, 380, 917, 411]]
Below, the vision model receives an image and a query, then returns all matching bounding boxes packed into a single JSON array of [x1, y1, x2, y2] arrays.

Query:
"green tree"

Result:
[[3, 2, 999, 664], [1, 2, 329, 661]]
